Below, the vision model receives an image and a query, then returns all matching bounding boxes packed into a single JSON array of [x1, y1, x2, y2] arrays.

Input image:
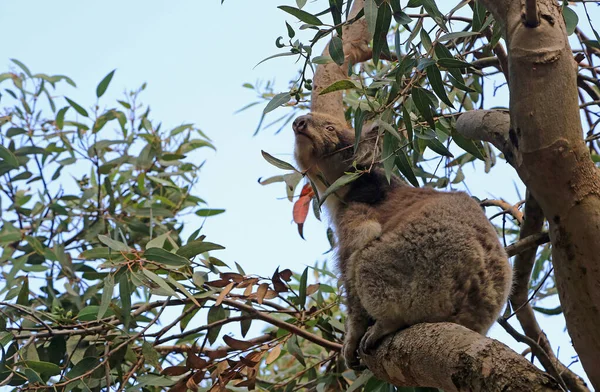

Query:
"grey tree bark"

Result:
[[457, 0, 600, 387]]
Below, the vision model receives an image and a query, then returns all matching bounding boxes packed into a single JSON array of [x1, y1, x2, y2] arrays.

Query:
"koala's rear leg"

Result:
[[342, 290, 370, 370], [359, 319, 400, 354]]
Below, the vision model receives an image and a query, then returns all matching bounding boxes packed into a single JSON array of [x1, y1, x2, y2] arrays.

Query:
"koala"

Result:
[[292, 112, 513, 369]]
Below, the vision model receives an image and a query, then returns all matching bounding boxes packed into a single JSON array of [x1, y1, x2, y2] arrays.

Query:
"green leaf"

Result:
[[411, 87, 435, 128], [17, 277, 29, 306], [437, 58, 471, 69], [297, 0, 307, 8], [286, 335, 306, 366], [96, 69, 115, 98], [373, 1, 392, 66], [395, 151, 419, 187], [119, 273, 132, 328], [364, 0, 378, 37], [347, 370, 375, 392], [144, 247, 191, 267], [319, 172, 363, 206], [319, 79, 358, 95], [426, 138, 453, 157], [452, 131, 486, 161], [298, 267, 308, 307], [65, 97, 88, 117], [438, 31, 479, 42], [97, 235, 129, 252], [142, 269, 178, 296], [426, 65, 453, 108], [311, 55, 333, 64], [329, 36, 345, 66], [286, 21, 296, 38], [376, 119, 403, 141], [55, 106, 69, 129], [382, 132, 397, 183], [22, 360, 61, 377], [207, 305, 228, 345], [11, 59, 32, 77], [263, 92, 291, 114], [261, 150, 298, 171], [533, 305, 562, 315], [146, 232, 172, 249], [562, 6, 578, 36], [98, 275, 114, 319], [177, 240, 225, 259], [278, 6, 323, 25], [0, 145, 20, 168], [196, 208, 226, 217]]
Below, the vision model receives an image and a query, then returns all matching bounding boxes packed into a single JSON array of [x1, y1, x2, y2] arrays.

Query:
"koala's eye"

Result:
[[326, 125, 335, 131]]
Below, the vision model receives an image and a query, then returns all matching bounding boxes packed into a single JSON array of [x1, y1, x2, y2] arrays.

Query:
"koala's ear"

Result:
[[355, 122, 382, 165]]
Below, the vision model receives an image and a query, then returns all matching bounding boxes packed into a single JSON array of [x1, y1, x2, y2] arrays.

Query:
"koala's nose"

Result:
[[293, 115, 309, 133]]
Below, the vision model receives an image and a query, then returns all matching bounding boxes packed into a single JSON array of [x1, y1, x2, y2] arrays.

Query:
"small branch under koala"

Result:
[[505, 232, 550, 257]]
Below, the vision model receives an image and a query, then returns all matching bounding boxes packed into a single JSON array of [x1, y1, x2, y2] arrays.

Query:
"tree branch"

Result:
[[311, 0, 369, 117], [361, 323, 562, 392]]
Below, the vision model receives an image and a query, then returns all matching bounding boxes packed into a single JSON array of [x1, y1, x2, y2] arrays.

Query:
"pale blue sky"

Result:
[[0, 0, 591, 385]]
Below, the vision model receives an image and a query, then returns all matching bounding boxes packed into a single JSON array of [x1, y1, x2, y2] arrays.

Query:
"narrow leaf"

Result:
[[329, 36, 345, 66], [96, 69, 116, 98], [263, 92, 291, 114], [278, 6, 323, 25], [319, 79, 358, 95], [319, 172, 363, 206], [261, 150, 298, 171]]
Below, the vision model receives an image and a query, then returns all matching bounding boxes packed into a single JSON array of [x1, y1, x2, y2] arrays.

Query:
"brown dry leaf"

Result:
[[264, 289, 278, 300], [223, 335, 255, 350], [161, 366, 190, 376], [220, 272, 245, 283], [306, 283, 320, 296], [256, 283, 269, 304], [239, 351, 263, 367], [237, 277, 259, 289], [186, 353, 208, 370], [215, 282, 235, 306], [266, 345, 282, 365], [186, 374, 199, 392], [271, 268, 289, 293], [279, 269, 293, 281], [206, 279, 231, 288], [243, 283, 254, 297], [206, 347, 229, 360]]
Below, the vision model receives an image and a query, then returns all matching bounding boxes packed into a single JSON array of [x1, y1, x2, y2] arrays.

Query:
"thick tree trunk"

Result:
[[361, 323, 562, 392], [467, 1, 600, 387], [307, 0, 576, 390]]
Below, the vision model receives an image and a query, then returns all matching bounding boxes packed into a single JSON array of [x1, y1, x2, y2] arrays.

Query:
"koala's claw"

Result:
[[343, 337, 366, 371], [359, 329, 378, 355]]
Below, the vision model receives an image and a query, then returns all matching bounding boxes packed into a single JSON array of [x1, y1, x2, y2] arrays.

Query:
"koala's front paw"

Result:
[[360, 321, 394, 355], [343, 335, 365, 370]]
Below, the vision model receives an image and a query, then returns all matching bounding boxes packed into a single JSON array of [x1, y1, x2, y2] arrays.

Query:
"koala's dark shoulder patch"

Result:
[[345, 169, 399, 205]]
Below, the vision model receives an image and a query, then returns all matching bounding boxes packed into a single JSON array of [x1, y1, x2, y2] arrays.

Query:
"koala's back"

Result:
[[344, 186, 512, 334]]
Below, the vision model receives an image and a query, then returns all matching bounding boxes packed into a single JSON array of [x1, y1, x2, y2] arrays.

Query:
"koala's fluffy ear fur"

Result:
[[354, 122, 382, 167]]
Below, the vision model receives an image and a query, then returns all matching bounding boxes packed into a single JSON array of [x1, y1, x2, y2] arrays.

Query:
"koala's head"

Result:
[[292, 113, 380, 181]]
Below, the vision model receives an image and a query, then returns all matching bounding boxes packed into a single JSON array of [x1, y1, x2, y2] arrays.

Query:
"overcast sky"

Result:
[[0, 0, 592, 384]]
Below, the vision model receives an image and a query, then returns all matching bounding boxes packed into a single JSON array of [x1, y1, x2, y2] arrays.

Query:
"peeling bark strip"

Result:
[[465, 0, 600, 387], [361, 323, 562, 392]]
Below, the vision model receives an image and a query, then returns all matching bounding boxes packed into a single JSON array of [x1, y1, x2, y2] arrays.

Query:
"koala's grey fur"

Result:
[[292, 112, 513, 369]]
